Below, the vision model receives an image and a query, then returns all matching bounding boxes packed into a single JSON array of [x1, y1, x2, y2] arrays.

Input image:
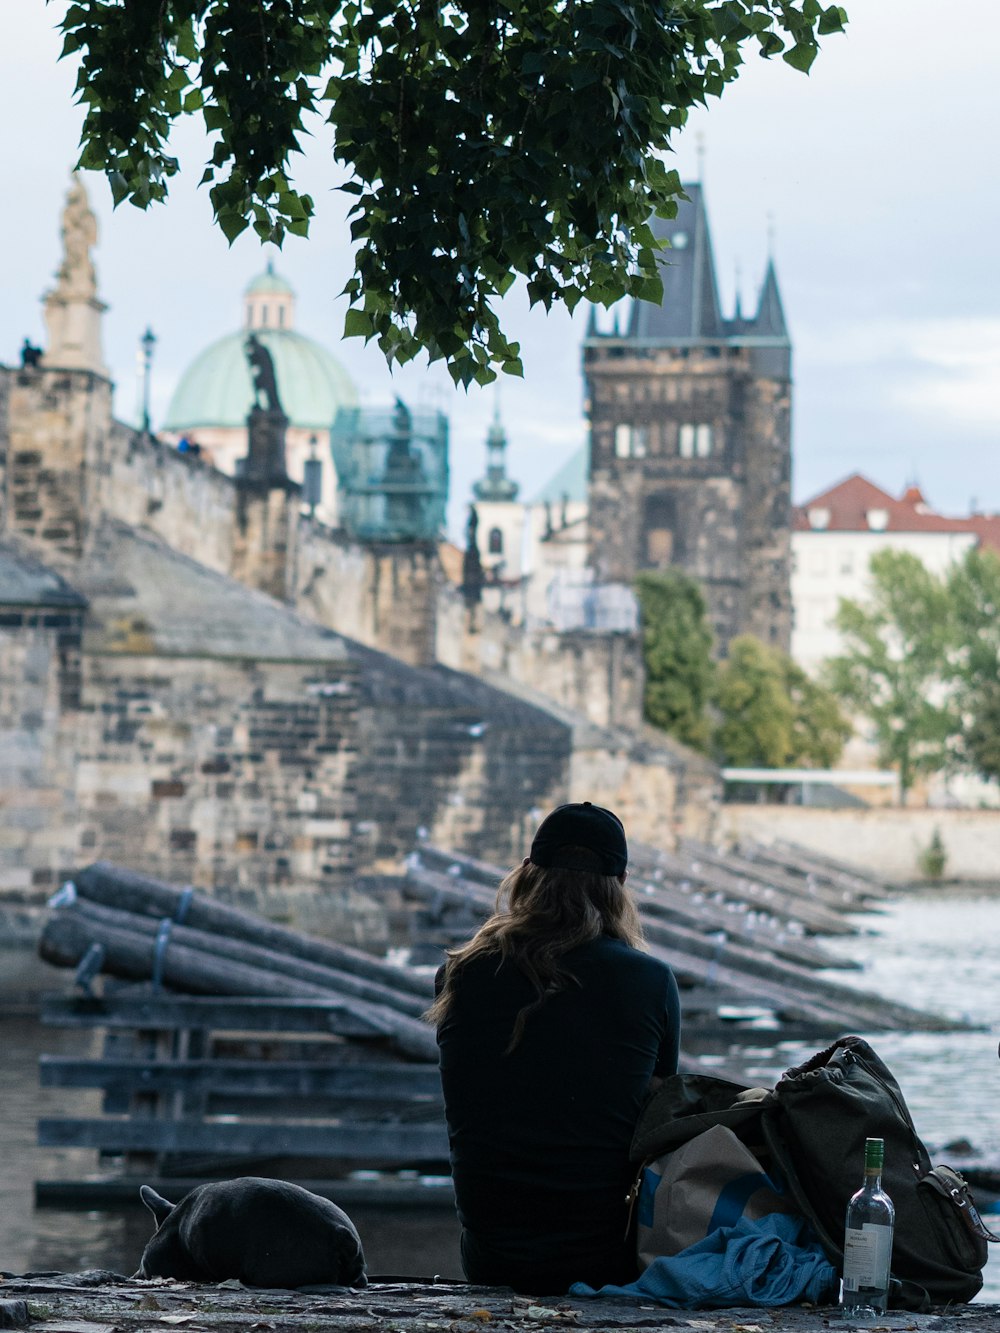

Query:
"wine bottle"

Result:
[[842, 1136, 895, 1318]]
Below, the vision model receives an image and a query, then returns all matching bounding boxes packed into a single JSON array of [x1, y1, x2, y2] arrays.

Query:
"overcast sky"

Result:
[[4, 2, 999, 539]]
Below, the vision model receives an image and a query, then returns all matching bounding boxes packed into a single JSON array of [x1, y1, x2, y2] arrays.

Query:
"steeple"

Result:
[[472, 406, 519, 502], [43, 175, 108, 375], [624, 183, 725, 341], [753, 258, 788, 339]]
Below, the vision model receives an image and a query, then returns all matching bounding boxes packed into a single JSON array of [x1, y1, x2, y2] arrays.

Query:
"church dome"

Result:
[[163, 265, 358, 432]]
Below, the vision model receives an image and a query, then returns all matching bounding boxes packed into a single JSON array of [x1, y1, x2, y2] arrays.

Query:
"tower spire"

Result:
[[472, 404, 519, 502]]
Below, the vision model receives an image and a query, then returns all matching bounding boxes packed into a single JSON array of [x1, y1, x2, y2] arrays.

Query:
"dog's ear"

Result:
[[140, 1185, 176, 1230]]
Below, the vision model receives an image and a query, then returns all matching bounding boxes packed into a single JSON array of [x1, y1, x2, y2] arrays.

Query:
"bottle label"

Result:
[[843, 1223, 892, 1290]]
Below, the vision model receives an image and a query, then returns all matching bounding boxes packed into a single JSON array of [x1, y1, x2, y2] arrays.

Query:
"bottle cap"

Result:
[[864, 1137, 885, 1170]]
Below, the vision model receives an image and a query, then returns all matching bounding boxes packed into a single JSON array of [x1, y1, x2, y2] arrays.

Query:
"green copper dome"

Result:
[[245, 263, 293, 296], [163, 267, 358, 432]]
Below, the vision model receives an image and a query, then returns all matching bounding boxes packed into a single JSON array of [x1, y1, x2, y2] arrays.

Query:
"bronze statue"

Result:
[[20, 339, 43, 369], [245, 333, 284, 415]]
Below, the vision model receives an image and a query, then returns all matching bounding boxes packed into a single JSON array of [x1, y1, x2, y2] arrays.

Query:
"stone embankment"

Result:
[[718, 806, 1000, 885], [0, 1272, 998, 1333]]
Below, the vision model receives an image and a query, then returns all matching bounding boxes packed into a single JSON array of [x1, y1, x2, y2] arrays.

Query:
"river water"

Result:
[[2, 889, 998, 1292]]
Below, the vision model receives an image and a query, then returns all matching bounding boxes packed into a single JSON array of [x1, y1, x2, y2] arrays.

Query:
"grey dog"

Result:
[[136, 1177, 368, 1288]]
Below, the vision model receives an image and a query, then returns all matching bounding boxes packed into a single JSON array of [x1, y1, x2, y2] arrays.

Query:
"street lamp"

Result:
[[140, 327, 156, 435], [303, 434, 323, 518]]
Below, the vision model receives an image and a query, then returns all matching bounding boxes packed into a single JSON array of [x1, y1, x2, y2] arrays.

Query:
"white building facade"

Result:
[[791, 474, 1000, 674]]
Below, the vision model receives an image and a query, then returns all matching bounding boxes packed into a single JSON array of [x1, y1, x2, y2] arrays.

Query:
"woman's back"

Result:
[[437, 934, 680, 1292]]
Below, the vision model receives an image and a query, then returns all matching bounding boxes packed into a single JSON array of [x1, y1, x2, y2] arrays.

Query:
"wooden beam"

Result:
[[39, 1057, 443, 1102], [41, 994, 430, 1041], [37, 1117, 450, 1160]]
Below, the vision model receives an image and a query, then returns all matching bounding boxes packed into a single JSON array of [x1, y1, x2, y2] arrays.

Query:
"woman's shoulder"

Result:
[[578, 934, 674, 978]]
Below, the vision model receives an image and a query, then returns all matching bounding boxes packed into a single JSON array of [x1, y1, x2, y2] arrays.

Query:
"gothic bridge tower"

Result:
[[583, 185, 792, 653]]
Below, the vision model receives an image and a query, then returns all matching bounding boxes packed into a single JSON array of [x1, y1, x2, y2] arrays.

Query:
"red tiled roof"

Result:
[[793, 473, 1000, 551]]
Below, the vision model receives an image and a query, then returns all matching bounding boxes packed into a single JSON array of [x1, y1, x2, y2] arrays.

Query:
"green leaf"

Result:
[[217, 210, 250, 244], [783, 42, 818, 73], [343, 307, 374, 338]]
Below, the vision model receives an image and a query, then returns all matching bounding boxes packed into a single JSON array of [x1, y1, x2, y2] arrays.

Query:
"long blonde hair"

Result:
[[426, 857, 644, 1052]]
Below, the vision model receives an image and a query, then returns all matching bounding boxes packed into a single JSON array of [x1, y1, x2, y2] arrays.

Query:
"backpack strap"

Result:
[[922, 1167, 1000, 1244]]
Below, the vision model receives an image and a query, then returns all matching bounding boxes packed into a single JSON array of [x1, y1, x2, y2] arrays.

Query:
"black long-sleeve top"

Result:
[[436, 936, 681, 1294]]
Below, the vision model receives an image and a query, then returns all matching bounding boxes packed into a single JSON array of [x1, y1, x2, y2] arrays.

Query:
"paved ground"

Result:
[[1, 1273, 999, 1333]]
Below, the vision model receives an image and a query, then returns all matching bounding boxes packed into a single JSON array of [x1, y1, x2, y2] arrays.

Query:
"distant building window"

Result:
[[278, 306, 286, 327], [261, 305, 269, 326], [615, 424, 648, 459], [679, 423, 713, 458], [867, 508, 889, 531], [488, 526, 504, 555], [807, 506, 830, 530]]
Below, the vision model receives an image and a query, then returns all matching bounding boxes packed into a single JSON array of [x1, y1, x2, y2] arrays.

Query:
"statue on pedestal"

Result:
[[56, 177, 99, 301], [245, 333, 285, 415], [43, 175, 108, 375], [241, 333, 290, 484]]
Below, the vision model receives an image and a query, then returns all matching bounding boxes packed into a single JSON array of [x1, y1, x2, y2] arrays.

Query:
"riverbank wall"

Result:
[[718, 804, 1000, 884]]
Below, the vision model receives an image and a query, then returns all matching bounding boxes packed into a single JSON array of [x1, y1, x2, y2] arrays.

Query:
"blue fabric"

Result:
[[571, 1212, 838, 1309], [708, 1169, 787, 1234], [637, 1167, 660, 1229]]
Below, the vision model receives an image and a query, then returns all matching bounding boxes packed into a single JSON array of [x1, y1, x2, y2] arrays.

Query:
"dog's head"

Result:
[[134, 1185, 200, 1280]]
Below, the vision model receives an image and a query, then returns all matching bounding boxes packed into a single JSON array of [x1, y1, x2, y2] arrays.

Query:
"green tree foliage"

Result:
[[57, 0, 847, 385], [824, 549, 958, 801], [634, 570, 714, 751], [783, 653, 853, 768], [714, 636, 792, 767], [712, 635, 849, 768], [945, 547, 1000, 782]]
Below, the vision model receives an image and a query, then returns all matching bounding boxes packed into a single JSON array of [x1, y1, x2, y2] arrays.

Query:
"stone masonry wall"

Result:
[[73, 651, 362, 894], [0, 612, 84, 893], [738, 374, 792, 650], [435, 585, 645, 731], [2, 367, 111, 573], [101, 421, 238, 577], [717, 804, 1000, 884], [293, 523, 440, 668], [348, 646, 572, 872]]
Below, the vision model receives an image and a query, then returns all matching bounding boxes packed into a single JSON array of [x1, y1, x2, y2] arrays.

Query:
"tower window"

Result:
[[679, 423, 713, 458], [488, 527, 504, 555], [615, 424, 648, 459]]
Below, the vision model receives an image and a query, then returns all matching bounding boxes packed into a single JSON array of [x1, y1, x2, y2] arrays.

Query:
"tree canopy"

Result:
[[634, 568, 715, 750], [944, 547, 1000, 783], [824, 549, 958, 801], [58, 0, 847, 385], [714, 634, 849, 769]]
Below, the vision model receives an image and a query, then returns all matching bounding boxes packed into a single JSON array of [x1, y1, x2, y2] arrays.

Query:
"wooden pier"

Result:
[[32, 838, 970, 1203]]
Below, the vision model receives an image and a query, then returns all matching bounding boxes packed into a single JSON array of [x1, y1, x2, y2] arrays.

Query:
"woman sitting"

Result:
[[428, 801, 681, 1295]]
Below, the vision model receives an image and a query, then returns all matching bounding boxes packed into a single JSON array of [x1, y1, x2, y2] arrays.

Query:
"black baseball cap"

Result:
[[529, 802, 628, 877]]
